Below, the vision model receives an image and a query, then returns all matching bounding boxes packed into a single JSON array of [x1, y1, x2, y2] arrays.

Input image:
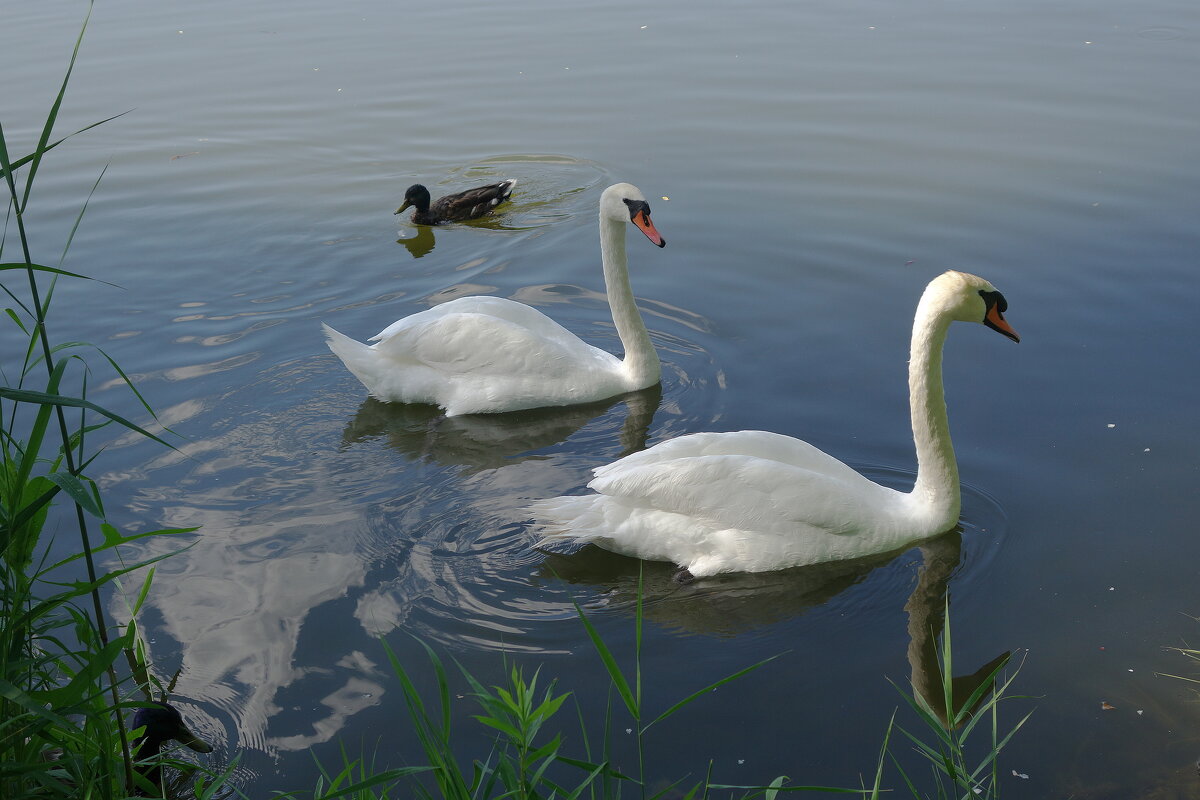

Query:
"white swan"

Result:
[[534, 270, 1020, 578], [322, 183, 666, 416]]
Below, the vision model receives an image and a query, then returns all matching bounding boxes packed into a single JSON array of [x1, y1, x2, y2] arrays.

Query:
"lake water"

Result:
[[4, 0, 1200, 796]]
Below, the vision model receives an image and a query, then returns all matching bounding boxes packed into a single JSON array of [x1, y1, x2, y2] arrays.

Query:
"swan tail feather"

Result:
[[323, 323, 384, 393], [529, 495, 606, 548]]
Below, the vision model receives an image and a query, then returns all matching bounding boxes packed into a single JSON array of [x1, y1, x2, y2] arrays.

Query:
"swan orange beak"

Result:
[[632, 210, 666, 248], [984, 305, 1020, 343]]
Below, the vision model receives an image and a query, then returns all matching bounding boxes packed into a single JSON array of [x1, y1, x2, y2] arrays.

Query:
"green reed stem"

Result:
[[0, 1, 135, 787]]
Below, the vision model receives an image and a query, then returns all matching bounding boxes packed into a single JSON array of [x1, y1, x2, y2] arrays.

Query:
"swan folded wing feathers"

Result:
[[591, 430, 865, 484], [372, 301, 615, 378], [369, 296, 572, 348], [587, 453, 870, 537]]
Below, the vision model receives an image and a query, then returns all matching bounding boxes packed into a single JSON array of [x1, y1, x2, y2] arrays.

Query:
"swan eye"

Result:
[[978, 289, 1007, 314], [623, 198, 652, 221]]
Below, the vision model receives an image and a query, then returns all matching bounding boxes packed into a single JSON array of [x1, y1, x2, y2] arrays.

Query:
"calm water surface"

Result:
[[4, 0, 1200, 796]]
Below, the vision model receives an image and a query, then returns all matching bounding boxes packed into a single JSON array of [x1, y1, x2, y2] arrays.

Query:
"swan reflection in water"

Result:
[[541, 530, 1007, 725], [340, 383, 662, 474]]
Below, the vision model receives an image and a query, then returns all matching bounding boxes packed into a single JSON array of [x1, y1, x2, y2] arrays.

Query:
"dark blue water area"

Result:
[[6, 0, 1200, 797]]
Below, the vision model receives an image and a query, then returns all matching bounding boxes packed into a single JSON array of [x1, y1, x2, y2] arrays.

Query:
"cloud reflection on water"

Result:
[[112, 377, 665, 756]]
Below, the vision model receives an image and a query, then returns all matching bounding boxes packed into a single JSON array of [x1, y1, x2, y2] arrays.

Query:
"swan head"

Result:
[[600, 183, 666, 248], [396, 184, 431, 215], [934, 271, 1020, 342]]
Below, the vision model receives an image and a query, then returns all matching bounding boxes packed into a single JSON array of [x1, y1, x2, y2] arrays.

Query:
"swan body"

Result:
[[326, 183, 666, 415], [396, 179, 517, 224], [534, 270, 1020, 577]]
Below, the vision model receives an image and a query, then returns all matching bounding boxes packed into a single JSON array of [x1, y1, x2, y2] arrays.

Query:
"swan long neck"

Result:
[[908, 291, 960, 521], [599, 212, 659, 386]]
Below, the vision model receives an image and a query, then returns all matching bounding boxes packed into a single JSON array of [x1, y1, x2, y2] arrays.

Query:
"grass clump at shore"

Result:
[[1, 5, 208, 798], [367, 587, 1029, 800]]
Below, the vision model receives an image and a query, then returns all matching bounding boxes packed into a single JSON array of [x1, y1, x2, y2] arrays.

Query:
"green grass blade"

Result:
[[0, 112, 130, 182], [59, 162, 107, 265], [884, 750, 923, 799], [414, 639, 453, 744], [939, 603, 955, 729], [867, 711, 895, 800], [555, 756, 632, 782], [19, 0, 93, 212], [570, 597, 638, 721], [0, 119, 22, 207], [93, 345, 168, 425], [472, 715, 523, 741], [11, 357, 65, 493], [0, 387, 175, 449], [887, 678, 954, 748], [563, 759, 608, 800], [0, 262, 98, 282], [44, 470, 103, 518], [4, 305, 30, 332], [130, 567, 156, 616], [643, 653, 781, 731]]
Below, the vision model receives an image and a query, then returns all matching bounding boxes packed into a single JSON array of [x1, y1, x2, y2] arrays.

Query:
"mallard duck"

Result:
[[130, 702, 213, 795], [395, 179, 517, 224], [326, 183, 666, 415], [534, 270, 1020, 579]]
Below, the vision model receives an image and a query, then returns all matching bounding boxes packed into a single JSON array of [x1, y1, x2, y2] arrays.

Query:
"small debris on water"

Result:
[[1101, 701, 1116, 711], [1107, 423, 1116, 428], [1012, 770, 1029, 779]]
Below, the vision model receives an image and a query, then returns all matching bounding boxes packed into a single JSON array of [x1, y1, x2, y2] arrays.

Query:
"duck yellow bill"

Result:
[[395, 201, 412, 215], [985, 305, 1020, 342], [632, 210, 666, 248]]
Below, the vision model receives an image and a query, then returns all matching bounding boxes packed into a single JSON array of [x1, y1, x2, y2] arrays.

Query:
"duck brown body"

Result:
[[396, 179, 517, 224]]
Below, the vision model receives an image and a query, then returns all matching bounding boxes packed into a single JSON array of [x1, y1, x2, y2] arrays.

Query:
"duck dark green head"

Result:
[[396, 184, 432, 214], [131, 702, 212, 756], [130, 702, 213, 795]]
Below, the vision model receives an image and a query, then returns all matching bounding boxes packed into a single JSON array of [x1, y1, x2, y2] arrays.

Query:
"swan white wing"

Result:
[[588, 452, 894, 537], [593, 430, 866, 485], [371, 297, 618, 377], [371, 296, 580, 347]]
